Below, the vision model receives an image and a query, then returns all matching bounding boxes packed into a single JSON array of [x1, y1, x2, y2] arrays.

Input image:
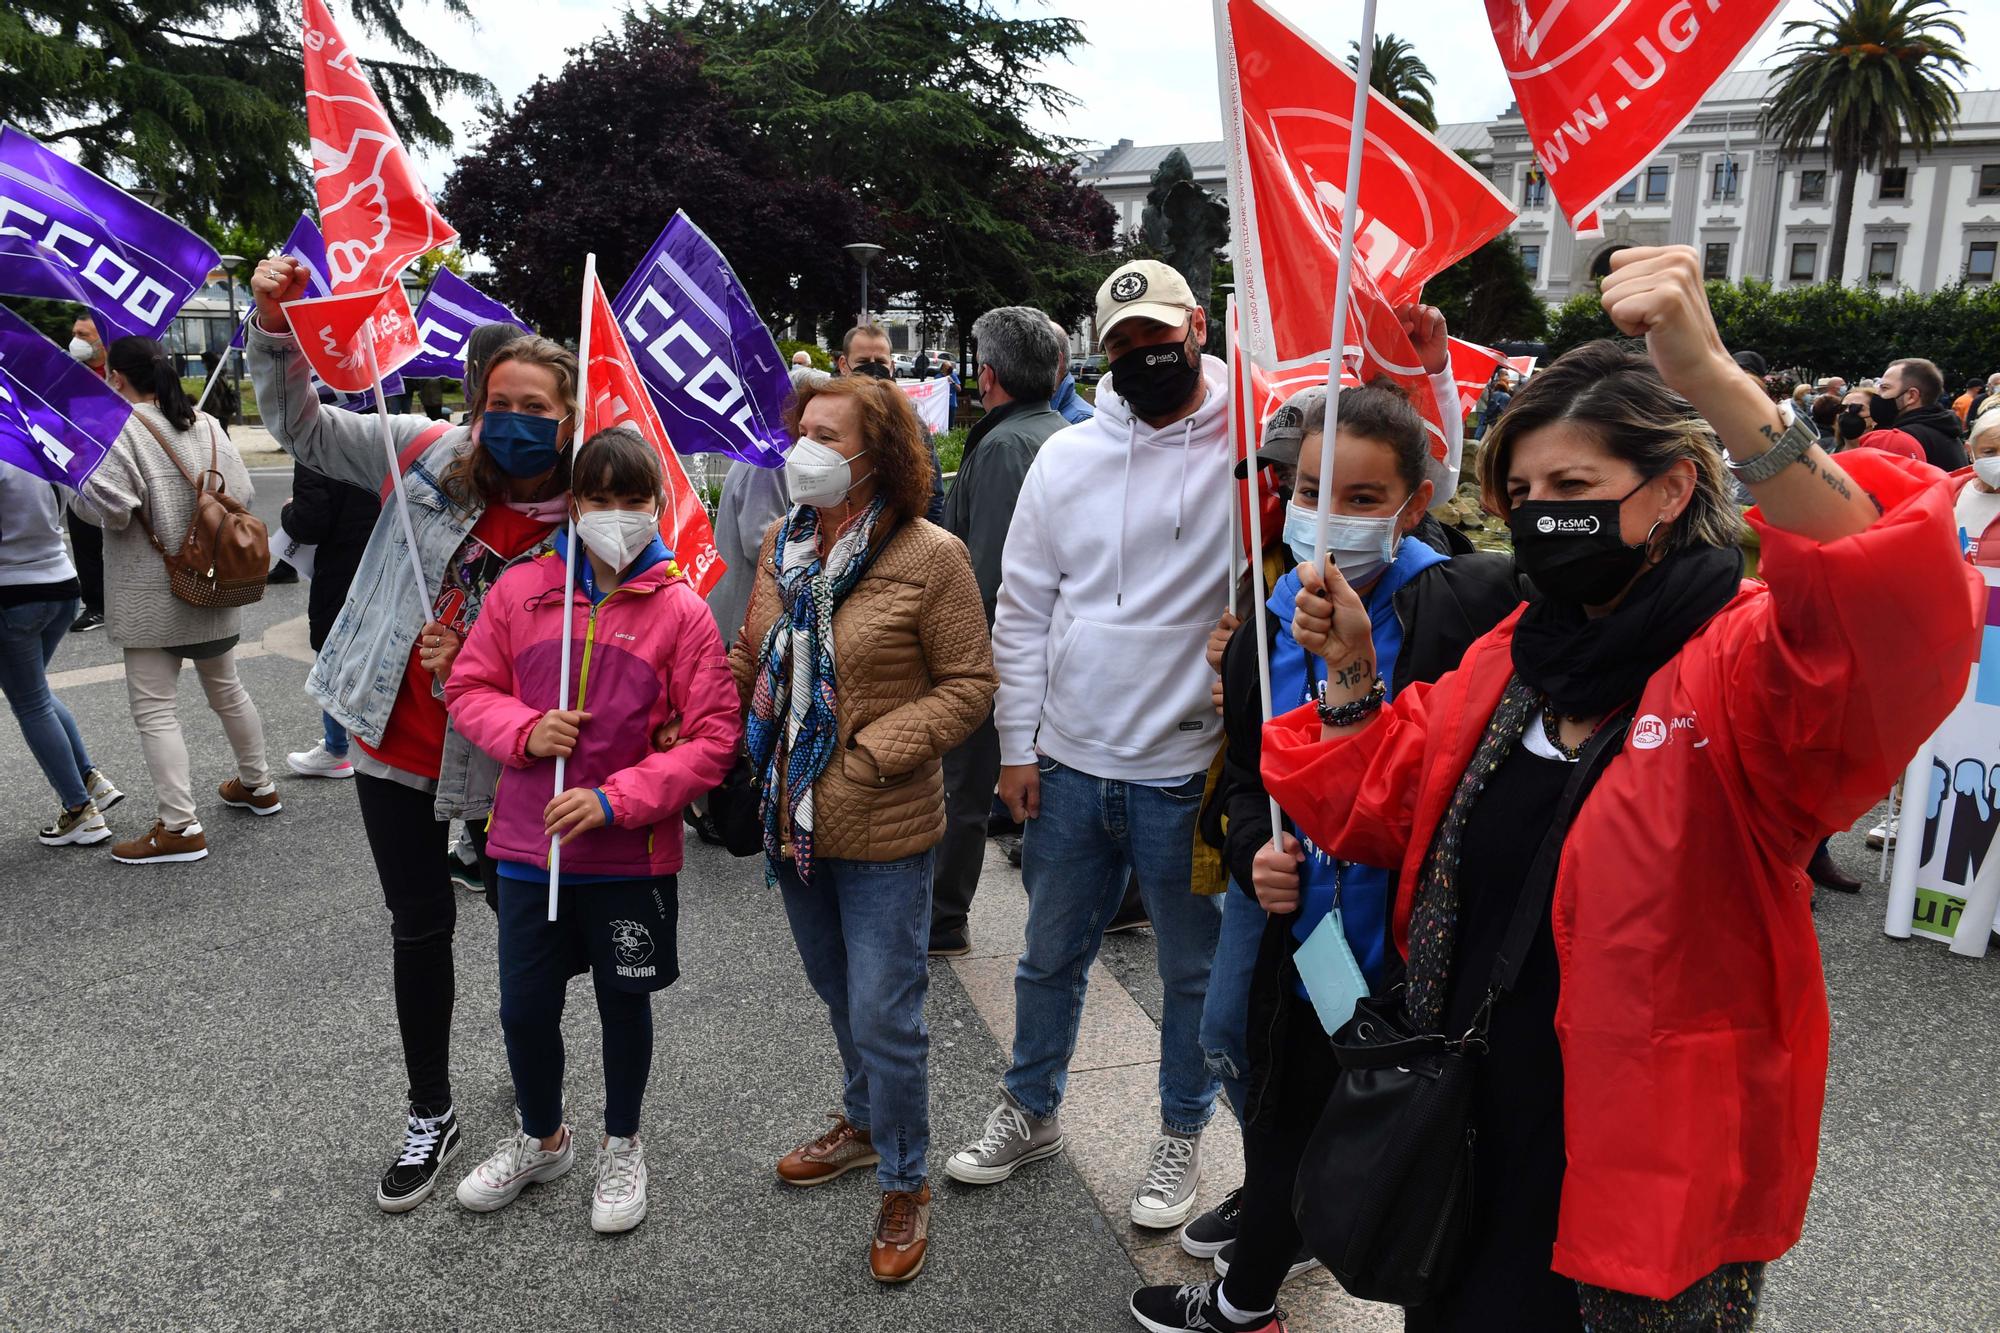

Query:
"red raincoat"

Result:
[[1262, 452, 1980, 1299]]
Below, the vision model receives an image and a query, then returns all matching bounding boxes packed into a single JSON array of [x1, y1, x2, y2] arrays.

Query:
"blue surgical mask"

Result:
[[1284, 496, 1410, 588], [479, 411, 568, 478]]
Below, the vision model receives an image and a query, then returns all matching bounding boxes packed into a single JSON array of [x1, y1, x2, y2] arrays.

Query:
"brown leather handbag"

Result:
[[132, 414, 269, 608]]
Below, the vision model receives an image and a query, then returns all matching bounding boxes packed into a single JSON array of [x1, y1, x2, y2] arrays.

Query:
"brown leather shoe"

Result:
[[870, 1182, 930, 1284], [218, 778, 283, 816], [776, 1115, 880, 1186], [112, 821, 209, 865]]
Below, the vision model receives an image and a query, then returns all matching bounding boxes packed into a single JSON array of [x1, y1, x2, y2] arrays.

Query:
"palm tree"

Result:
[[1762, 0, 1968, 284], [1350, 33, 1437, 133]]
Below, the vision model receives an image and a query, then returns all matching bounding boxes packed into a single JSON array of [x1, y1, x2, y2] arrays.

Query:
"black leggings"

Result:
[[355, 772, 489, 1111]]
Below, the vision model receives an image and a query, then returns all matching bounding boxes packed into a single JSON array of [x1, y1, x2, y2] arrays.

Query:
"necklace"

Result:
[[1539, 700, 1586, 762]]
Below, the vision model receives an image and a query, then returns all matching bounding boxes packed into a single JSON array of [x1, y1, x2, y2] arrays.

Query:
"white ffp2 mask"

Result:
[[574, 508, 658, 572], [784, 436, 870, 508]]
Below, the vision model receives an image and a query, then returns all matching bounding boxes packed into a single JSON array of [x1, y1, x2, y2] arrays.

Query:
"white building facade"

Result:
[[1081, 69, 2000, 304]]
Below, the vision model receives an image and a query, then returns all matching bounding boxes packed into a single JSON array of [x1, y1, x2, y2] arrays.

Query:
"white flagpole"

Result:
[[549, 254, 596, 922], [1312, 0, 1378, 567], [364, 335, 431, 608], [1235, 328, 1285, 848]]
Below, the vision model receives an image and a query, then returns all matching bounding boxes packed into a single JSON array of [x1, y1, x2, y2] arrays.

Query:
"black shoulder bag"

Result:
[[1291, 709, 1633, 1309]]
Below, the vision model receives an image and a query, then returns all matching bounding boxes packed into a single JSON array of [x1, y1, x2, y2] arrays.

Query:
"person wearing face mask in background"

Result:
[[731, 373, 994, 1283], [1267, 246, 1975, 1330], [247, 256, 579, 1215], [838, 324, 947, 522], [1949, 404, 2000, 564], [1130, 381, 1522, 1333], [65, 316, 109, 633], [1870, 357, 1967, 471], [71, 336, 278, 864], [930, 306, 1070, 957], [445, 425, 740, 1235]]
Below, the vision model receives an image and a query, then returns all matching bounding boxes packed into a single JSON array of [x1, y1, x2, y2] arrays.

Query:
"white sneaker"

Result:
[[1866, 824, 1896, 851], [590, 1134, 649, 1234], [455, 1126, 575, 1212], [287, 743, 355, 779], [84, 768, 124, 811], [1131, 1129, 1203, 1229], [38, 800, 109, 846]]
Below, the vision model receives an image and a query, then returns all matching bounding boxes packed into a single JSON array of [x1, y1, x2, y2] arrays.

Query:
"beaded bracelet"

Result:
[[1316, 676, 1386, 728]]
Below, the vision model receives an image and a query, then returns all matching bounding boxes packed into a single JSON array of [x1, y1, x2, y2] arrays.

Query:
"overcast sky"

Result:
[[397, 0, 2000, 191]]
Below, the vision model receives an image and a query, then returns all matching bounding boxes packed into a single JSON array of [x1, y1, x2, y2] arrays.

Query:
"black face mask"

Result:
[[1836, 408, 1869, 441], [848, 360, 893, 381], [1508, 478, 1655, 606], [1109, 335, 1200, 420], [1868, 391, 1902, 428]]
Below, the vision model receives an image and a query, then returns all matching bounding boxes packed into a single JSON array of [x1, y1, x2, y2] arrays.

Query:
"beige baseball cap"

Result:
[[1096, 260, 1197, 346]]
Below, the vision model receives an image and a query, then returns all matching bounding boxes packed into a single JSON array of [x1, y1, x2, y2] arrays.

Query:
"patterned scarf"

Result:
[[745, 496, 888, 884], [1401, 675, 1542, 1032]]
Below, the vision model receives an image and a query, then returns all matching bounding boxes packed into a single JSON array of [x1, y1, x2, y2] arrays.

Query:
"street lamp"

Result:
[[218, 253, 245, 414], [844, 242, 884, 327]]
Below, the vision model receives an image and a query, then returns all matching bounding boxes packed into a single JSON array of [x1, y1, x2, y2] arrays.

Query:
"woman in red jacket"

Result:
[[1265, 246, 1979, 1330]]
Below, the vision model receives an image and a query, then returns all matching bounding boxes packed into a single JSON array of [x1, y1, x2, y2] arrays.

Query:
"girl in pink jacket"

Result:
[[443, 426, 741, 1235]]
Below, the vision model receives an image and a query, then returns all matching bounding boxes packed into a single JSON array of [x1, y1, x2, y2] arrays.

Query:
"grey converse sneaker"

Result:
[[1132, 1128, 1202, 1229], [944, 1091, 1065, 1185]]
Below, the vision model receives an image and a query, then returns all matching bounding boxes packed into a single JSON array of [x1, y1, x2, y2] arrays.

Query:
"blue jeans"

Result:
[[1007, 757, 1223, 1136], [322, 710, 349, 756], [0, 597, 93, 808], [1199, 882, 1265, 1127], [775, 850, 934, 1192]]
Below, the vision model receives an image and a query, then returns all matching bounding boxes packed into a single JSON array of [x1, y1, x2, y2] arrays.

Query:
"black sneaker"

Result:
[[928, 927, 971, 958], [70, 610, 104, 633], [684, 806, 726, 847], [446, 853, 482, 894], [377, 1103, 461, 1213], [1179, 1184, 1244, 1259], [998, 833, 1022, 868], [1212, 1238, 1320, 1285], [1130, 1281, 1287, 1333]]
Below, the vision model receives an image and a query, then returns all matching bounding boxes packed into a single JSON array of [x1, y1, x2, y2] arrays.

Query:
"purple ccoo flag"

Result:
[[0, 303, 132, 488], [0, 125, 220, 342], [610, 211, 792, 468], [403, 269, 532, 379], [231, 214, 333, 350]]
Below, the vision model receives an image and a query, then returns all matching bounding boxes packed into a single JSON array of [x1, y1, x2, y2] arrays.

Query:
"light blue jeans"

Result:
[[1199, 882, 1266, 1127], [0, 597, 93, 809], [1006, 756, 1223, 1136], [775, 850, 935, 1192]]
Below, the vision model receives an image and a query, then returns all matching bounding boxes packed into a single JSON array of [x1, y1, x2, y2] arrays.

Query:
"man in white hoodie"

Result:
[[944, 260, 1229, 1230]]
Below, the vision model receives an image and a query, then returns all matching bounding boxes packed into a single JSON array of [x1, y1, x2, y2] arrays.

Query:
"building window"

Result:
[[1522, 170, 1547, 208], [1980, 165, 2000, 198], [1789, 242, 1818, 281], [1880, 166, 1908, 200], [1644, 164, 1670, 202], [1614, 177, 1639, 204], [1868, 241, 1899, 282], [1703, 243, 1730, 281], [1520, 244, 1542, 282], [1710, 159, 1739, 202], [1799, 169, 1827, 202], [1969, 241, 1997, 283]]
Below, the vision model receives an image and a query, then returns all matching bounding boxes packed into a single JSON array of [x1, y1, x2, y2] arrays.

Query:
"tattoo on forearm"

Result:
[[1334, 659, 1374, 690]]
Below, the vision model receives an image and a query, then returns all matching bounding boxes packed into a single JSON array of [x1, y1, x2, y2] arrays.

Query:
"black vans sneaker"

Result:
[[1130, 1281, 1287, 1333], [377, 1104, 461, 1213], [1180, 1184, 1244, 1259]]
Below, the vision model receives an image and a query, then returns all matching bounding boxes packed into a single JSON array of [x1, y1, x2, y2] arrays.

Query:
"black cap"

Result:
[[1732, 350, 1768, 377]]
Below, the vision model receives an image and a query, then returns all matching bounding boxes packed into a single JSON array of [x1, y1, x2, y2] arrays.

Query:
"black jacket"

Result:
[[281, 462, 382, 650], [1211, 547, 1525, 1126], [1896, 403, 1969, 472], [942, 398, 1068, 624]]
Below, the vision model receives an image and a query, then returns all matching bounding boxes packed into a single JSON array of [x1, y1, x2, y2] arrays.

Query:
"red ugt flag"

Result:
[[582, 272, 725, 597], [1218, 0, 1517, 372], [1488, 0, 1782, 231]]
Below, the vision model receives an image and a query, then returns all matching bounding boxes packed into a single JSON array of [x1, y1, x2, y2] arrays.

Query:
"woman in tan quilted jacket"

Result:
[[730, 373, 995, 1285]]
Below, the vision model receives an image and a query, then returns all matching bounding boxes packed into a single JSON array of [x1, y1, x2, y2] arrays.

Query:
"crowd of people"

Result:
[[0, 241, 1983, 1331]]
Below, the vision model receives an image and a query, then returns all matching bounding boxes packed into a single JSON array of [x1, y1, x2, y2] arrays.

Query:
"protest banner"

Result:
[[898, 376, 952, 435], [0, 125, 219, 343], [611, 211, 793, 469], [404, 270, 532, 379], [282, 283, 422, 395], [1486, 0, 1783, 231], [1886, 563, 2000, 957], [0, 302, 131, 488]]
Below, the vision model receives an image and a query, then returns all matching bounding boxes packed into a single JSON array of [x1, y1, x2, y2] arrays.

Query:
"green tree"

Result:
[[1351, 32, 1437, 132], [1425, 236, 1548, 345], [1, 0, 491, 236], [1140, 149, 1231, 316], [1762, 0, 1968, 284], [657, 0, 1113, 335]]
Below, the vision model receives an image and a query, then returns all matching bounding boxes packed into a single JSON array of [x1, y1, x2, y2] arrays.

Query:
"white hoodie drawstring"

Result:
[[1116, 418, 1136, 606], [1173, 418, 1193, 540]]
